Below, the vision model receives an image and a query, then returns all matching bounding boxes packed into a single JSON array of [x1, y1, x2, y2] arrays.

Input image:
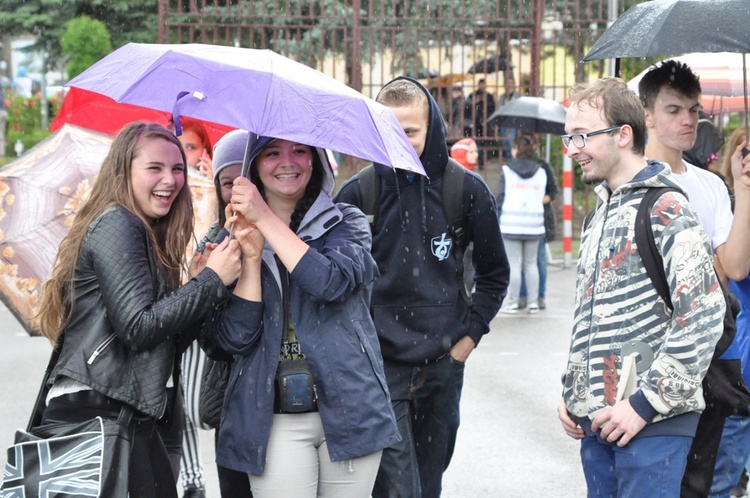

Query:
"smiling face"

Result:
[[130, 137, 186, 223], [218, 164, 242, 204], [565, 100, 621, 186], [254, 139, 314, 204], [644, 86, 701, 154]]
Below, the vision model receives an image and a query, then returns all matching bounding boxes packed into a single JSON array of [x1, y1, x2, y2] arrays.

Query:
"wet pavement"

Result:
[[0, 263, 587, 496]]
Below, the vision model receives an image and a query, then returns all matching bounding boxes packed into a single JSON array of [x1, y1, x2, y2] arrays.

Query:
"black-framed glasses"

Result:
[[561, 126, 622, 149]]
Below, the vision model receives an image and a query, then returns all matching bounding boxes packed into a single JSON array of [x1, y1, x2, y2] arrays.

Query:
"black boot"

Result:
[[731, 469, 749, 498]]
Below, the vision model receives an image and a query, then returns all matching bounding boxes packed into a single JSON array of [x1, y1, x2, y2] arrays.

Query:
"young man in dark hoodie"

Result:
[[335, 76, 509, 498]]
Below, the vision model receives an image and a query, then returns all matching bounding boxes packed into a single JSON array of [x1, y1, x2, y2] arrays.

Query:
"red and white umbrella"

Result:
[[51, 87, 235, 147], [628, 52, 748, 115]]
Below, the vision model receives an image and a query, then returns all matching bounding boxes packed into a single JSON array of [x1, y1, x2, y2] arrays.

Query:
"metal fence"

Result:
[[158, 0, 641, 145]]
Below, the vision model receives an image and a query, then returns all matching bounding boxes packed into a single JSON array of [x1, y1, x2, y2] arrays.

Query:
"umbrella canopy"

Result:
[[67, 43, 425, 176], [627, 52, 749, 115], [467, 54, 511, 75], [582, 0, 750, 142], [583, 0, 750, 61], [487, 96, 567, 135], [50, 87, 235, 147], [0, 124, 217, 336]]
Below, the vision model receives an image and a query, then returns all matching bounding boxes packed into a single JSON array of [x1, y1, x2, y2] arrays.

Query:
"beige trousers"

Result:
[[249, 412, 383, 498]]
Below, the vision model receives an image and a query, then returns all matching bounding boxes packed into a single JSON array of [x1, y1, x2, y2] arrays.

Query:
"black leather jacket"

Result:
[[49, 206, 229, 418]]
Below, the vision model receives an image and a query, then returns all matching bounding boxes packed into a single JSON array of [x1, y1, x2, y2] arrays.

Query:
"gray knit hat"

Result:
[[212, 129, 249, 183]]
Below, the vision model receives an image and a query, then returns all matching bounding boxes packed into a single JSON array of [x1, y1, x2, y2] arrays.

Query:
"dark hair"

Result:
[[179, 117, 213, 158], [638, 60, 702, 111], [683, 119, 724, 170], [249, 143, 325, 233], [569, 78, 647, 155]]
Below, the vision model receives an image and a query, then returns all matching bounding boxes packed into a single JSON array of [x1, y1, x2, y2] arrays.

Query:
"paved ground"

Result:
[[0, 262, 588, 497]]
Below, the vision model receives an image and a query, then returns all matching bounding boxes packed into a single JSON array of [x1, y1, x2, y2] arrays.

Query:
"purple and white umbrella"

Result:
[[67, 43, 425, 176]]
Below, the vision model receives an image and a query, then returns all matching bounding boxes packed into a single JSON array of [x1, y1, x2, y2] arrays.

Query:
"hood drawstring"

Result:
[[393, 169, 407, 233], [420, 175, 427, 233]]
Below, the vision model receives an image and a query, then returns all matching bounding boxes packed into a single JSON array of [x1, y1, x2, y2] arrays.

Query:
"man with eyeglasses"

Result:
[[557, 77, 725, 498], [639, 59, 750, 498]]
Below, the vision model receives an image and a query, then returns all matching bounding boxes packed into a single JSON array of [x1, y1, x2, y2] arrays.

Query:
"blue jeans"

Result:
[[710, 414, 750, 497], [520, 238, 547, 299], [580, 434, 692, 498], [372, 355, 465, 498]]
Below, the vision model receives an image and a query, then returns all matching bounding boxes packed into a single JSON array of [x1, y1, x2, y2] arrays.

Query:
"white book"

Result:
[[616, 353, 639, 401]]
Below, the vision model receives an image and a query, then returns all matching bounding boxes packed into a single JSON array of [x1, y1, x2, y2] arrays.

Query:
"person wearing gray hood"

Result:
[[496, 133, 556, 314], [204, 134, 400, 497]]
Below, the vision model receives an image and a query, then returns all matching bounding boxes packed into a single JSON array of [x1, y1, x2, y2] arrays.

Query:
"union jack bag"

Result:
[[1, 343, 132, 498], [1, 411, 132, 498]]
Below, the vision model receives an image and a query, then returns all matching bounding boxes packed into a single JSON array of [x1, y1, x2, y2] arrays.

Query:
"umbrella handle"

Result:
[[229, 133, 258, 239]]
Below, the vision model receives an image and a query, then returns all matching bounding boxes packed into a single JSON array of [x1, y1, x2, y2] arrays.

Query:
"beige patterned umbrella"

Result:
[[0, 124, 216, 335]]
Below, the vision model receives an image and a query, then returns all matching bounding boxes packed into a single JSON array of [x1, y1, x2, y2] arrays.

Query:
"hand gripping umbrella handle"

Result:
[[228, 133, 257, 239]]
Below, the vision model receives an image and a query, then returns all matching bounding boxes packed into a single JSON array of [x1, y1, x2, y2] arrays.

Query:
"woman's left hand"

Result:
[[188, 242, 219, 278]]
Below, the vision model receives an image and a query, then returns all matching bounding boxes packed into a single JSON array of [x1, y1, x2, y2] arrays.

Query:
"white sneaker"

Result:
[[500, 304, 519, 314], [528, 304, 540, 314]]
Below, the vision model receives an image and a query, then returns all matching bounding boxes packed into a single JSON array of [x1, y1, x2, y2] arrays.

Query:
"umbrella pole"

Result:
[[229, 133, 256, 239]]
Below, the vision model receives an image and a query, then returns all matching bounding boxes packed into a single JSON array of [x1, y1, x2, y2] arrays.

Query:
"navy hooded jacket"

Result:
[[204, 135, 400, 475], [335, 76, 509, 364]]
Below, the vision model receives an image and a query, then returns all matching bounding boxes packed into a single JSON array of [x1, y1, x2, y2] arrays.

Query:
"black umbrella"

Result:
[[582, 0, 750, 142], [467, 54, 511, 75], [487, 96, 567, 135]]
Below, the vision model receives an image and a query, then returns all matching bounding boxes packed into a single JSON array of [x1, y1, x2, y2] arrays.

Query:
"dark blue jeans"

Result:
[[710, 414, 750, 497], [372, 355, 465, 498], [580, 434, 692, 498]]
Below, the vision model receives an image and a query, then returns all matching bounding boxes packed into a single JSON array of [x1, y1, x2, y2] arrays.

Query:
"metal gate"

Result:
[[157, 0, 640, 149]]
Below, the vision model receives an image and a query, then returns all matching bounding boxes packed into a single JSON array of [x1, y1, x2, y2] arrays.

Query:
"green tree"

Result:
[[61, 16, 112, 79], [164, 0, 500, 83], [0, 0, 158, 67]]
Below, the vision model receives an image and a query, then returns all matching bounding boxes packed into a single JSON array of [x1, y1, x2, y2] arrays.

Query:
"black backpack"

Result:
[[357, 159, 472, 304], [584, 187, 750, 413]]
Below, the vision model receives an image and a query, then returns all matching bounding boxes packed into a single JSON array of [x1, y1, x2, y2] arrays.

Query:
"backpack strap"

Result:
[[358, 164, 379, 227], [444, 159, 469, 304], [443, 159, 466, 246], [634, 187, 680, 312], [583, 209, 595, 231]]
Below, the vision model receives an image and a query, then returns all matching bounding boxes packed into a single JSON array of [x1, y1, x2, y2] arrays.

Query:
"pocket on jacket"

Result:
[[351, 321, 390, 398]]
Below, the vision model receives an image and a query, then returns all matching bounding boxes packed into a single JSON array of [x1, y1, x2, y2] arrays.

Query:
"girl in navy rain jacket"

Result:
[[204, 134, 399, 497]]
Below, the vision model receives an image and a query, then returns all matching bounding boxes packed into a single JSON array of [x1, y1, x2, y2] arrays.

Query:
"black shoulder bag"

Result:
[[275, 257, 318, 413], [0, 339, 134, 498]]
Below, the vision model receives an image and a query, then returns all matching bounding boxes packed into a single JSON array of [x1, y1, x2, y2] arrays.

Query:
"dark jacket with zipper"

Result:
[[204, 134, 399, 476], [48, 206, 229, 418], [335, 76, 509, 364]]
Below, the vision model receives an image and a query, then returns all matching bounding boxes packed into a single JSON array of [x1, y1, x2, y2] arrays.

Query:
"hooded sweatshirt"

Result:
[[335, 76, 509, 364], [562, 161, 725, 439]]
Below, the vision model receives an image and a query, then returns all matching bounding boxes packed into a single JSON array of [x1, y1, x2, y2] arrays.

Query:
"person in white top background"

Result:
[[639, 59, 750, 498]]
